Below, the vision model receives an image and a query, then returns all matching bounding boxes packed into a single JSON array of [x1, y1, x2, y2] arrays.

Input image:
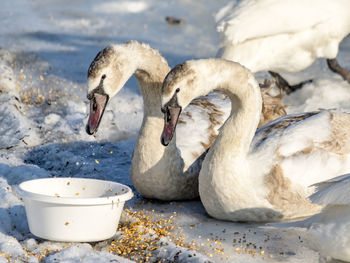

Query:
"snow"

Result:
[[0, 0, 349, 262], [95, 1, 149, 14], [44, 244, 135, 263]]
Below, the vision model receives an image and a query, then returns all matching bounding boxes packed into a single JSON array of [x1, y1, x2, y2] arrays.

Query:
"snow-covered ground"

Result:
[[0, 0, 350, 262]]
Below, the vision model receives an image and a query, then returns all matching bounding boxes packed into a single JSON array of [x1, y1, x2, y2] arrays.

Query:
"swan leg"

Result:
[[327, 58, 350, 83], [268, 71, 312, 94]]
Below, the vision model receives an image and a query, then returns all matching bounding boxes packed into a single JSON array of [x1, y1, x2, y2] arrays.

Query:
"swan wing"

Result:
[[311, 173, 350, 192], [310, 174, 350, 205], [251, 111, 321, 153], [176, 93, 230, 169], [250, 111, 350, 188], [252, 110, 350, 157], [216, 0, 346, 45]]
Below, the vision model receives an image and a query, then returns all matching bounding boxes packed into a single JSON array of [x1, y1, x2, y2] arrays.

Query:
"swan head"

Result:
[[160, 60, 210, 146], [86, 44, 134, 135]]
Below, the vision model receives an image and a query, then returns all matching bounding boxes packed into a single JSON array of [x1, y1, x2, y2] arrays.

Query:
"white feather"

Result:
[[87, 41, 229, 200], [161, 58, 350, 223], [310, 174, 350, 205], [217, 0, 350, 73]]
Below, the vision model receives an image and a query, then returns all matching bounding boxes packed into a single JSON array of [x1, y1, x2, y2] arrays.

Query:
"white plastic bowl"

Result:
[[18, 177, 133, 242]]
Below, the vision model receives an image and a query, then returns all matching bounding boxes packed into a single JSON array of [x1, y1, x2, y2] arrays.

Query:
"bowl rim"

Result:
[[17, 177, 133, 205]]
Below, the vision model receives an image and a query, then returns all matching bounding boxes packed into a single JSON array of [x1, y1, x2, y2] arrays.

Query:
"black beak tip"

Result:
[[86, 124, 95, 136], [161, 136, 169, 146]]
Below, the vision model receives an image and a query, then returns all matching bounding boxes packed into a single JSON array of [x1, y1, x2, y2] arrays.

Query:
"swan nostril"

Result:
[[167, 110, 171, 122], [93, 98, 97, 111]]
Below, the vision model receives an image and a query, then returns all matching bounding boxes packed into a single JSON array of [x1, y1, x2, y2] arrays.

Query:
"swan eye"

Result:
[[101, 74, 106, 80], [176, 88, 180, 93]]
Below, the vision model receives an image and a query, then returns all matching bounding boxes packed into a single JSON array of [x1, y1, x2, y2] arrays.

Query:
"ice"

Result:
[[0, 0, 348, 262], [44, 244, 134, 263]]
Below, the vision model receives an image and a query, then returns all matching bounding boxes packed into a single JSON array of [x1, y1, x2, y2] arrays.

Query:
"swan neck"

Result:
[[133, 49, 170, 116], [130, 44, 180, 168], [211, 63, 261, 157]]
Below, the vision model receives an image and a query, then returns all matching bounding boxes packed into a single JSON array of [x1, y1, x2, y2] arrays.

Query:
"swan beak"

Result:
[[161, 106, 181, 146], [86, 93, 109, 135]]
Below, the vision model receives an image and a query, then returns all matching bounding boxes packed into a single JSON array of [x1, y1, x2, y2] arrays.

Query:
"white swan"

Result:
[[266, 173, 350, 262], [216, 0, 350, 87], [85, 41, 230, 200], [85, 42, 287, 200], [160, 58, 350, 222]]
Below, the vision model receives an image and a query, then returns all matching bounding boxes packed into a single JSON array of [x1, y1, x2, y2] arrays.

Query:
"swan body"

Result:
[[267, 174, 350, 262], [160, 58, 350, 222], [86, 41, 229, 200], [216, 0, 350, 73], [85, 42, 285, 200]]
